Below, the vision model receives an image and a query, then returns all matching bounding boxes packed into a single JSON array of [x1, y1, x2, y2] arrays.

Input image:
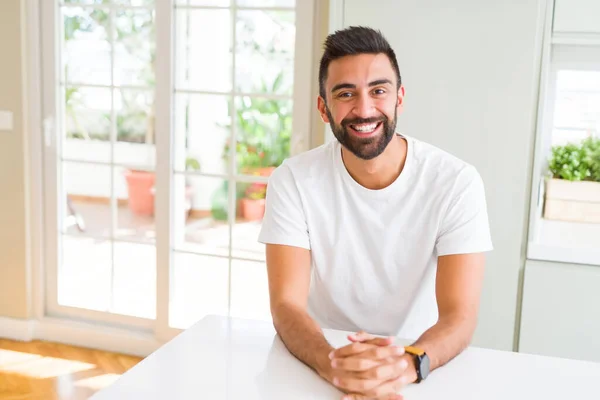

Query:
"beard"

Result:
[[326, 106, 397, 160]]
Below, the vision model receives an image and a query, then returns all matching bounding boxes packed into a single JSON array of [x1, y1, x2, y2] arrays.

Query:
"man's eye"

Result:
[[338, 92, 352, 98], [373, 89, 386, 95]]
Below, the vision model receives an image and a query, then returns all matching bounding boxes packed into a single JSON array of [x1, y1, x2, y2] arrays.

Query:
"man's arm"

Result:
[[409, 252, 485, 371], [328, 253, 485, 398], [266, 243, 334, 379]]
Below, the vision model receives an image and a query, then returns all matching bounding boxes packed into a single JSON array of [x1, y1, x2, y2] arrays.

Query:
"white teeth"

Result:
[[352, 123, 378, 132]]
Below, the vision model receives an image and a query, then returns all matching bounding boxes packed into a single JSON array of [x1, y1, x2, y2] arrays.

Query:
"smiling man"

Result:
[[258, 26, 493, 400]]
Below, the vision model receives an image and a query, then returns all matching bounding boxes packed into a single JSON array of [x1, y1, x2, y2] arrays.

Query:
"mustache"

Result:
[[341, 116, 387, 127]]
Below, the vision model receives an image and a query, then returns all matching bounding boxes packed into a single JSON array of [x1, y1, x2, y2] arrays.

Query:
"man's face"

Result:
[[318, 53, 404, 160]]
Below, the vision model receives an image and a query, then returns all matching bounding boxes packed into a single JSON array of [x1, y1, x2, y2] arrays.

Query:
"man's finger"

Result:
[[355, 357, 409, 380], [333, 344, 405, 368], [332, 374, 381, 394], [348, 332, 394, 345], [363, 374, 411, 399], [330, 342, 379, 359], [349, 335, 394, 347], [331, 356, 382, 371]]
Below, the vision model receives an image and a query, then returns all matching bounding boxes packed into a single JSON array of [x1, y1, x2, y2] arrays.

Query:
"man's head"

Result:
[[317, 26, 404, 160]]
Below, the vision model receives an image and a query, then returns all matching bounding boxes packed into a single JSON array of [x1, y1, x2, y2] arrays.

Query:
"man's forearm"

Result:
[[272, 303, 334, 379], [411, 314, 476, 371]]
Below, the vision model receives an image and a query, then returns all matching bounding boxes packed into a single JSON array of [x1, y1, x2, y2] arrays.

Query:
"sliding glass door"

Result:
[[41, 0, 313, 336]]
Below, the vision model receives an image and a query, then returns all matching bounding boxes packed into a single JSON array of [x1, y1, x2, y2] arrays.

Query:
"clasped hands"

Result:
[[324, 331, 417, 400]]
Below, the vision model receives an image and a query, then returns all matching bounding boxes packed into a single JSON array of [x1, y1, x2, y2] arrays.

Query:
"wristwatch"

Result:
[[404, 346, 430, 383]]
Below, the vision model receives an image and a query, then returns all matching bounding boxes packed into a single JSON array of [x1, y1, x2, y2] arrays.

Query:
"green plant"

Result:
[[222, 72, 292, 171], [583, 137, 600, 181], [185, 157, 201, 172], [245, 183, 267, 200], [548, 137, 600, 182]]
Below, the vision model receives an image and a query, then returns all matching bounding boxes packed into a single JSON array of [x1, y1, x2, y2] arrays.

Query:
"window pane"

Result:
[[173, 175, 231, 258], [114, 9, 156, 87], [235, 96, 292, 174], [62, 162, 112, 237], [170, 253, 229, 329], [114, 89, 155, 165], [112, 242, 156, 319], [551, 128, 592, 147], [114, 166, 156, 243], [62, 6, 111, 85], [236, 0, 295, 7], [174, 94, 231, 175], [236, 10, 295, 95], [63, 0, 109, 4], [230, 259, 270, 322], [59, 235, 111, 312], [175, 0, 230, 5], [113, 0, 155, 5], [175, 9, 232, 92], [233, 181, 265, 261], [63, 86, 111, 163], [553, 70, 600, 142]]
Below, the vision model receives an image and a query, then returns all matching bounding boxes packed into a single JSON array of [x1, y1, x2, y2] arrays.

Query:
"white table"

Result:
[[91, 315, 600, 399]]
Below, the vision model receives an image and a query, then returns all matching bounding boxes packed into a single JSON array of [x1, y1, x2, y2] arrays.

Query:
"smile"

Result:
[[348, 121, 383, 137]]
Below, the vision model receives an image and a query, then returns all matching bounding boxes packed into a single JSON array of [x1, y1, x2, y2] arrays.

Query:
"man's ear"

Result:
[[317, 96, 330, 123], [397, 85, 405, 107]]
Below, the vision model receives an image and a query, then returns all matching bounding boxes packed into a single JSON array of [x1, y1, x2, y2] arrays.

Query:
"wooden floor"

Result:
[[0, 339, 142, 400]]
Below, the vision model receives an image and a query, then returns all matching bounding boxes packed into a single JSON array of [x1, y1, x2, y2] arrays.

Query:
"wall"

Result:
[[553, 0, 600, 34], [0, 0, 30, 320], [519, 260, 600, 362], [342, 0, 544, 351]]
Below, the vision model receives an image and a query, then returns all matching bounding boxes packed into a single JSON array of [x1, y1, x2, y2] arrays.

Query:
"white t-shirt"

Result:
[[258, 133, 493, 339]]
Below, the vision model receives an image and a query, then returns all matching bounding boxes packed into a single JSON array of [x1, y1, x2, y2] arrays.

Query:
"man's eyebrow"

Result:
[[331, 83, 356, 93], [369, 79, 393, 87], [331, 79, 393, 93]]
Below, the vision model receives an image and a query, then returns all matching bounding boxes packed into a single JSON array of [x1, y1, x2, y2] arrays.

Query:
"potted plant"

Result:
[[239, 182, 267, 221], [214, 73, 291, 221], [124, 157, 200, 216], [544, 137, 600, 223], [221, 72, 292, 176]]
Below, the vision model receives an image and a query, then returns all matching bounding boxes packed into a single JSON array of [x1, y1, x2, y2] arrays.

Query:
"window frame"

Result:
[[526, 10, 600, 267]]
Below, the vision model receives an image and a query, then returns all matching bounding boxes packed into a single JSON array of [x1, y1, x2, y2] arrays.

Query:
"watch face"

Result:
[[420, 354, 431, 380]]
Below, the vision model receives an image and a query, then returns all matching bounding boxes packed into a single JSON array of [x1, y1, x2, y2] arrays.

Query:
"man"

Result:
[[258, 26, 493, 400]]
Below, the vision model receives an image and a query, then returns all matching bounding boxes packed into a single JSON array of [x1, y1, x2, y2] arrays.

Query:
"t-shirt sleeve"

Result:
[[258, 163, 310, 250], [435, 166, 493, 256]]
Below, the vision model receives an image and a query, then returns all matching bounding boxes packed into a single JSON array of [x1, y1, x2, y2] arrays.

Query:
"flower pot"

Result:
[[258, 166, 276, 177], [544, 178, 600, 223], [241, 166, 276, 177], [124, 170, 156, 216], [240, 198, 266, 221]]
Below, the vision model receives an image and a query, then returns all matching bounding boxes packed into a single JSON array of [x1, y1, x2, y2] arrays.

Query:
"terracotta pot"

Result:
[[124, 170, 194, 218], [240, 198, 266, 221], [258, 166, 276, 177], [241, 166, 276, 177], [124, 170, 155, 216]]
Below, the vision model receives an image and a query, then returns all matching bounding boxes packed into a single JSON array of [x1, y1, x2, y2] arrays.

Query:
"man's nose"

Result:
[[352, 94, 377, 119]]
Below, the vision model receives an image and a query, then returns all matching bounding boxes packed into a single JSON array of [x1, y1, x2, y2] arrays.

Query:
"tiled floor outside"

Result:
[[59, 199, 271, 329]]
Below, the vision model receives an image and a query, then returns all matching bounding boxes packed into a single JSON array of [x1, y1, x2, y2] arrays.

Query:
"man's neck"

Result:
[[341, 134, 408, 190]]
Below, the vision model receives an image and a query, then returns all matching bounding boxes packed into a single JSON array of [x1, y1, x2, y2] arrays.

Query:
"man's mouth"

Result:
[[348, 121, 383, 137]]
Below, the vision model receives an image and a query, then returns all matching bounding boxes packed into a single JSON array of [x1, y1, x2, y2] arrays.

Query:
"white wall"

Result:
[[342, 0, 545, 351], [519, 260, 600, 362], [553, 0, 600, 34]]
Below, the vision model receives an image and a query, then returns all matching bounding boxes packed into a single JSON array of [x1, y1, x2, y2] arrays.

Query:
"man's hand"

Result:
[[327, 332, 417, 400]]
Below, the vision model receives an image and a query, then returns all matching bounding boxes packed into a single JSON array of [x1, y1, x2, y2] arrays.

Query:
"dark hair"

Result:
[[318, 26, 401, 101]]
